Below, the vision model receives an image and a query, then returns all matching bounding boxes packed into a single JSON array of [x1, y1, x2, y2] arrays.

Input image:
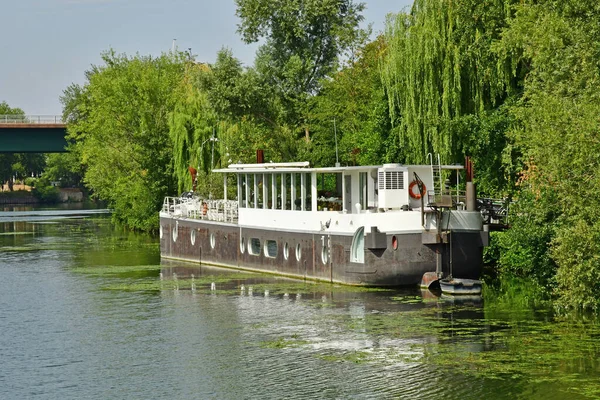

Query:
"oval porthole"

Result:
[[392, 235, 398, 251], [190, 229, 196, 246], [159, 225, 163, 239], [264, 240, 278, 258], [321, 245, 328, 265], [240, 237, 246, 254], [172, 223, 178, 242], [210, 233, 216, 249], [283, 242, 289, 260], [249, 238, 261, 256], [296, 243, 302, 261]]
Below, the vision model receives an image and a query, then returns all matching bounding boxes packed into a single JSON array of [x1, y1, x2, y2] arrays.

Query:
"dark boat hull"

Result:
[[160, 216, 486, 286]]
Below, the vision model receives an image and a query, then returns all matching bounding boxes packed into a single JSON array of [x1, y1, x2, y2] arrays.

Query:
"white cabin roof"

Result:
[[212, 162, 463, 174]]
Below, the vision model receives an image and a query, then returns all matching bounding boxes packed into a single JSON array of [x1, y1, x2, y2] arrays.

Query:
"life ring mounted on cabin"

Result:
[[409, 180, 425, 200]]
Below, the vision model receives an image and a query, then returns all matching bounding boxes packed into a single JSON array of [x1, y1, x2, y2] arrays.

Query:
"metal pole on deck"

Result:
[[334, 118, 340, 167]]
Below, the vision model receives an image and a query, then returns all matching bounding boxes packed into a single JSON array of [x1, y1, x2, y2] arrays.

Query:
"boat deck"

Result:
[[162, 197, 239, 223]]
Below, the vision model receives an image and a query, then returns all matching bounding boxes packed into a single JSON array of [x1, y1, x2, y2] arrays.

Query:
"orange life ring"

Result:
[[202, 203, 208, 215], [409, 180, 425, 200]]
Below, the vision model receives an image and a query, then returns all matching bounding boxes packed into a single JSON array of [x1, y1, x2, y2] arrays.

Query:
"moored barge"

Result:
[[159, 157, 488, 287]]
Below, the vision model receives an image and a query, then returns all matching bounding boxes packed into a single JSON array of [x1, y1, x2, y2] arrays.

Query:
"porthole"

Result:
[[295, 243, 302, 261], [283, 242, 289, 260], [264, 240, 278, 258], [240, 237, 246, 254], [249, 238, 261, 256], [210, 233, 216, 249], [321, 245, 328, 264], [190, 229, 196, 246], [159, 225, 163, 239], [392, 235, 398, 251], [172, 223, 178, 242]]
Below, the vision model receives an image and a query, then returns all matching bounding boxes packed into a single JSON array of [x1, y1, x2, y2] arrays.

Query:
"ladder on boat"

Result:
[[428, 153, 443, 204]]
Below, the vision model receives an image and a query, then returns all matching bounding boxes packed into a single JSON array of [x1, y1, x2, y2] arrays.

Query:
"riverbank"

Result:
[[0, 188, 85, 205]]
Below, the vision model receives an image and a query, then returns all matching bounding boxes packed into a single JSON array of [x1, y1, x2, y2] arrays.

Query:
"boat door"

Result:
[[344, 175, 352, 213]]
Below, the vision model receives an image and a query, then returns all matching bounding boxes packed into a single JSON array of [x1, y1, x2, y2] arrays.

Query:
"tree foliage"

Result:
[[169, 50, 297, 195], [497, 0, 600, 312], [307, 36, 390, 167], [64, 51, 185, 231], [236, 0, 367, 137], [381, 0, 520, 165]]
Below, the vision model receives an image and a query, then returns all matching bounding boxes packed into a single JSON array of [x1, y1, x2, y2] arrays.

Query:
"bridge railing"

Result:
[[0, 115, 64, 124]]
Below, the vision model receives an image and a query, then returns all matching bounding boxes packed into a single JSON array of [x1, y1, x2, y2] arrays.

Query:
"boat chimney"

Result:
[[465, 156, 474, 182], [465, 156, 476, 211], [256, 149, 264, 164]]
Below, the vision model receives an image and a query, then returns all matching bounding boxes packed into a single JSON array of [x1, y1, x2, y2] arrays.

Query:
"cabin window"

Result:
[[350, 227, 365, 263], [295, 243, 302, 261], [249, 238, 261, 256], [191, 229, 196, 246], [359, 172, 368, 211], [321, 245, 328, 265], [283, 242, 289, 260], [317, 173, 343, 211], [210, 233, 216, 249], [240, 237, 246, 254], [159, 225, 163, 239], [262, 173, 269, 209], [258, 174, 265, 209], [264, 240, 278, 258], [240, 174, 246, 208]]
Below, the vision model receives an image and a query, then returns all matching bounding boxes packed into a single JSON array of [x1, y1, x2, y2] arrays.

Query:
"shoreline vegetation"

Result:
[[3, 0, 600, 313], [0, 188, 85, 205]]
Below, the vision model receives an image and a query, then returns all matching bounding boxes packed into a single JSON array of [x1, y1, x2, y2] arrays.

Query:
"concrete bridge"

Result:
[[0, 115, 68, 153]]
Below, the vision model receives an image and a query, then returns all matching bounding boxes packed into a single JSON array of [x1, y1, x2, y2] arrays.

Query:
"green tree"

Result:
[[42, 153, 84, 188], [236, 0, 367, 139], [497, 0, 600, 312], [307, 36, 390, 167], [64, 50, 185, 231], [382, 0, 521, 165], [169, 50, 298, 195], [0, 101, 24, 116]]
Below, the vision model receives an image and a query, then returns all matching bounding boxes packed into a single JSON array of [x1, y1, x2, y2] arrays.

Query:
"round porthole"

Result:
[[210, 233, 216, 249], [283, 242, 289, 260], [240, 237, 246, 254], [159, 225, 163, 239], [296, 243, 302, 261], [190, 229, 196, 246], [321, 246, 328, 264], [392, 235, 398, 251], [172, 223, 178, 242]]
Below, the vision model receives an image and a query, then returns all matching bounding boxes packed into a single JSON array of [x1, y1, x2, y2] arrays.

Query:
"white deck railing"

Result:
[[162, 197, 238, 223]]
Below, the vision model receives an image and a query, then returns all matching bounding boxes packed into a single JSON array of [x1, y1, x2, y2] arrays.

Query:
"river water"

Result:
[[0, 208, 599, 399]]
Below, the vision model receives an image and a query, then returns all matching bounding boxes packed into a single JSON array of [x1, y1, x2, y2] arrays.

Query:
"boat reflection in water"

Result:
[[160, 260, 489, 365]]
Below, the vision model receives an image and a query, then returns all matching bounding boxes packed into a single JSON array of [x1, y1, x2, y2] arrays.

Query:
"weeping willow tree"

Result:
[[169, 62, 218, 194], [169, 53, 298, 196], [381, 0, 520, 164]]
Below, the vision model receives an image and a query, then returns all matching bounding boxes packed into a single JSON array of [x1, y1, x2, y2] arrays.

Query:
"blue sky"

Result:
[[0, 0, 412, 115]]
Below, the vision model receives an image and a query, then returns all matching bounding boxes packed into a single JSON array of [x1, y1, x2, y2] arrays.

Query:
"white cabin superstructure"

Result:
[[204, 162, 475, 234]]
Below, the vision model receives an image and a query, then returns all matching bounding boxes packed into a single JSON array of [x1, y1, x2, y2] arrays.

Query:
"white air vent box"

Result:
[[377, 166, 408, 209]]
